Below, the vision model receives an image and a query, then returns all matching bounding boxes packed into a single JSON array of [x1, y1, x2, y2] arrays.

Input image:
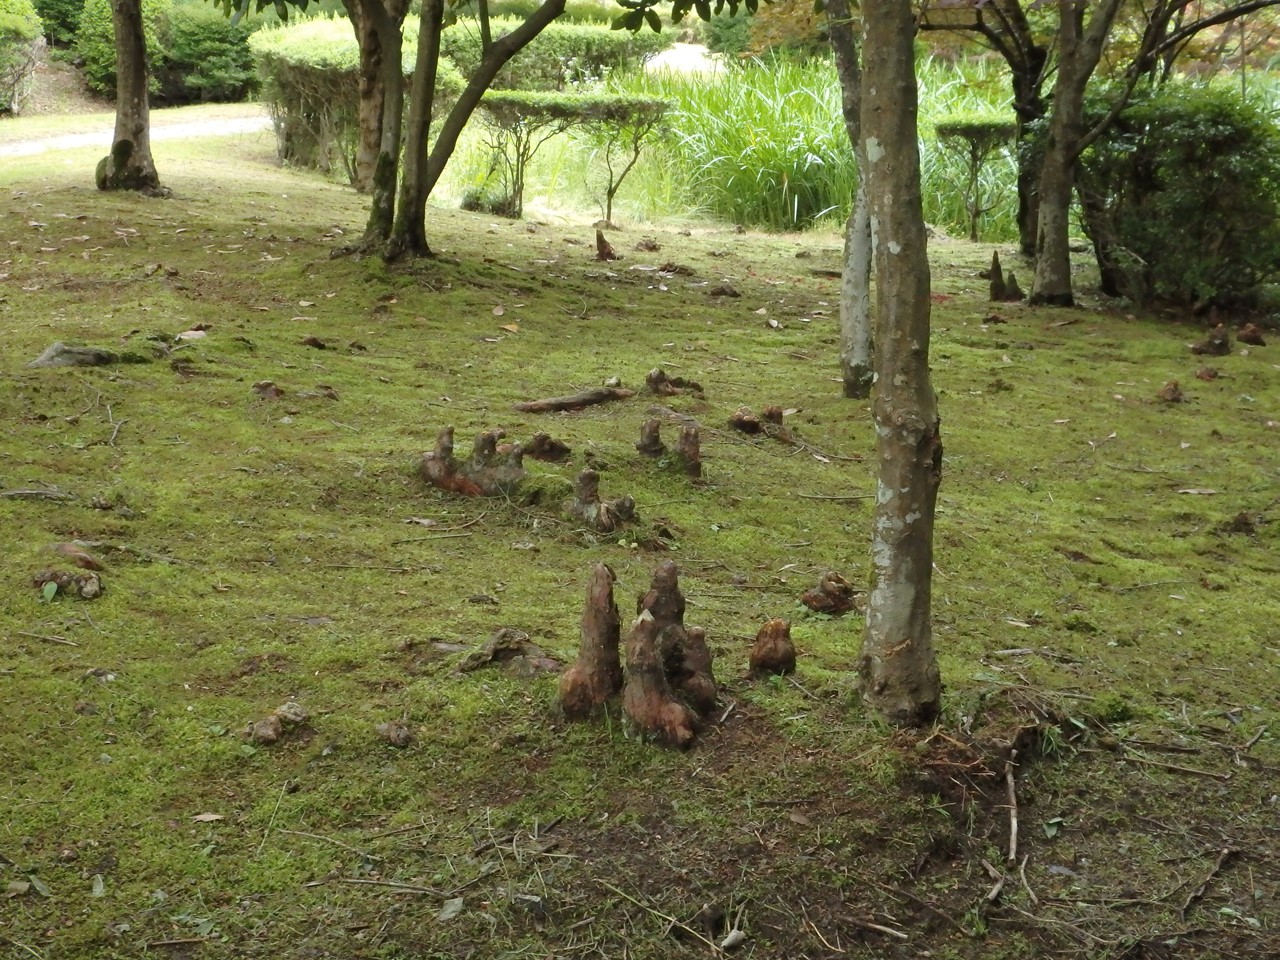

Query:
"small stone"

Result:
[[376, 721, 413, 748], [273, 701, 308, 726], [247, 715, 282, 745]]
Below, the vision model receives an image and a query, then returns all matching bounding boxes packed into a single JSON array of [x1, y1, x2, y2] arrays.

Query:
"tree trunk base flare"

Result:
[[96, 141, 166, 195], [559, 563, 623, 719], [645, 368, 704, 397], [622, 560, 717, 747], [1028, 290, 1075, 308], [566, 469, 635, 533], [1003, 272, 1025, 302], [842, 363, 874, 400], [635, 418, 667, 457], [383, 231, 434, 263], [623, 611, 698, 748], [750, 618, 796, 677], [514, 386, 635, 413], [987, 250, 1007, 301], [595, 229, 618, 261], [801, 571, 859, 615], [1237, 323, 1266, 347], [1156, 380, 1184, 403], [1190, 324, 1231, 356], [420, 426, 525, 497]]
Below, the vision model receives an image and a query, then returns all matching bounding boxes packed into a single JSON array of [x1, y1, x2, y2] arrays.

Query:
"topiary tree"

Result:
[[580, 94, 667, 225], [934, 113, 1016, 242], [0, 0, 44, 114]]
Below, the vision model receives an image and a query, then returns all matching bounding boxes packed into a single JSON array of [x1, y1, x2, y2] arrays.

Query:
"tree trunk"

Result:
[[827, 0, 873, 400], [1029, 0, 1123, 306], [857, 0, 942, 727], [421, 0, 566, 198], [346, 0, 384, 193], [1010, 50, 1047, 257], [357, 4, 405, 249], [96, 0, 161, 193], [387, 0, 445, 260]]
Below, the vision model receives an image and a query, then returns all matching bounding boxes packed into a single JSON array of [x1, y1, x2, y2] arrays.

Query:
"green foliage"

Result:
[[32, 0, 78, 43], [75, 0, 166, 95], [441, 16, 671, 91], [250, 14, 464, 180], [702, 4, 751, 55], [1077, 82, 1280, 307], [459, 0, 614, 23], [0, 0, 42, 113], [475, 90, 667, 217], [161, 1, 257, 101], [743, 0, 826, 58]]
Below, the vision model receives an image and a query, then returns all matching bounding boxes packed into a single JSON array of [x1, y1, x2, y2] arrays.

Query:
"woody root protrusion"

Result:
[[750, 618, 797, 677], [559, 561, 716, 747], [566, 469, 636, 533], [559, 563, 623, 719], [420, 427, 572, 497], [635, 418, 702, 480], [623, 561, 717, 748]]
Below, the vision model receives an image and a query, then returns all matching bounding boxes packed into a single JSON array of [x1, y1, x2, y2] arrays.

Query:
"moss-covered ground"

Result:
[[1, 124, 1277, 960]]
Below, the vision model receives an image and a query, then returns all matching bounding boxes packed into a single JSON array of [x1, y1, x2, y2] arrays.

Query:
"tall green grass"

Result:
[[439, 53, 1023, 238]]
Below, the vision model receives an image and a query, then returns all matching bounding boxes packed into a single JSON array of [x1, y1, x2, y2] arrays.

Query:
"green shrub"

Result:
[[703, 5, 751, 56], [0, 0, 43, 112], [1077, 82, 1280, 307], [160, 1, 255, 101], [250, 14, 464, 180], [441, 16, 671, 91], [33, 0, 79, 44], [456, 0, 614, 23], [76, 0, 166, 95]]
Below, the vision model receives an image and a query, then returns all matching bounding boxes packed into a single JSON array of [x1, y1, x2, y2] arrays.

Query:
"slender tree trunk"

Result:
[[1030, 0, 1123, 306], [387, 0, 444, 259], [827, 0, 873, 400], [347, 0, 384, 193], [358, 5, 405, 248], [857, 0, 942, 727], [421, 0, 566, 198], [97, 0, 161, 193], [1011, 53, 1047, 257]]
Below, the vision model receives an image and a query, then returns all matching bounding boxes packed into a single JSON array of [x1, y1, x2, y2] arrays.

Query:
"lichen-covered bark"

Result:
[[97, 0, 161, 193], [857, 0, 942, 727], [827, 0, 873, 400]]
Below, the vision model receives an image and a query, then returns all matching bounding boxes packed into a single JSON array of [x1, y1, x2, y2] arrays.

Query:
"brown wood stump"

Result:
[[1238, 323, 1267, 346], [623, 611, 698, 748], [1191, 324, 1231, 356], [646, 368, 704, 397], [559, 563, 624, 719], [750, 618, 797, 677], [675, 426, 702, 480]]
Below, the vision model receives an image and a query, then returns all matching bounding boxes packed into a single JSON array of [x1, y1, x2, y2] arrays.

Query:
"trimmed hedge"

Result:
[[0, 0, 43, 112], [440, 16, 672, 90], [250, 15, 464, 179]]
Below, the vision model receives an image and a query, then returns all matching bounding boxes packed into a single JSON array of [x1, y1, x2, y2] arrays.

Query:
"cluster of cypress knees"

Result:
[[558, 560, 797, 749]]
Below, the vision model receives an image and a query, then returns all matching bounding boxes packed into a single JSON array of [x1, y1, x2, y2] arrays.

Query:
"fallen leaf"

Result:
[[192, 813, 225, 822], [438, 897, 466, 921], [298, 300, 315, 307], [499, 323, 520, 333], [7, 880, 31, 896], [91, 874, 105, 897], [493, 305, 505, 316], [1177, 488, 1218, 495]]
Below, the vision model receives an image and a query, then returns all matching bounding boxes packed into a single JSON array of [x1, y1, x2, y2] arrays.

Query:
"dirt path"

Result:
[[0, 108, 272, 157]]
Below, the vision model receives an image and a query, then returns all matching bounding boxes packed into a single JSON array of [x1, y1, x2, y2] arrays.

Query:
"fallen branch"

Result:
[[1018, 855, 1038, 905], [1121, 753, 1231, 781], [1181, 848, 1237, 919], [16, 631, 79, 647], [339, 877, 443, 895], [514, 386, 634, 413], [1005, 751, 1019, 865], [594, 878, 718, 951], [1, 488, 75, 501], [849, 918, 908, 941]]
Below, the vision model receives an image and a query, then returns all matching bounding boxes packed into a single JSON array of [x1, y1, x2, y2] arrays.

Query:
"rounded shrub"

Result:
[[1077, 82, 1280, 308]]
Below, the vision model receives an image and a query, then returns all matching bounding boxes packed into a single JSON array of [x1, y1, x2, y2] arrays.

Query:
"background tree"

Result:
[[96, 0, 162, 192], [826, 0, 874, 400]]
